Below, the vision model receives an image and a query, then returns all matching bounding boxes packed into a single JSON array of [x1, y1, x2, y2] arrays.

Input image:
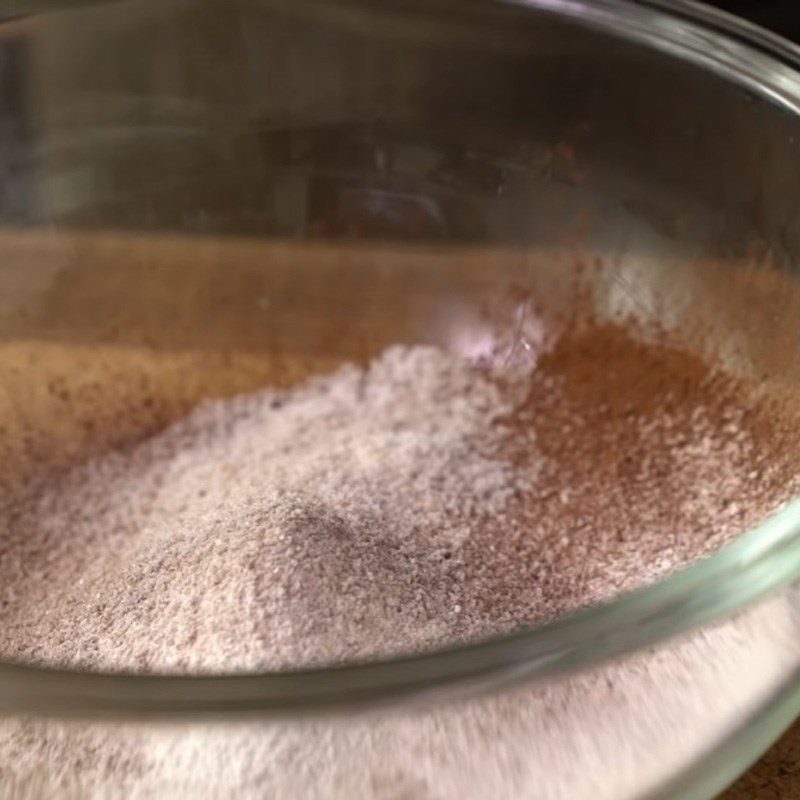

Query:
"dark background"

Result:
[[710, 0, 800, 40]]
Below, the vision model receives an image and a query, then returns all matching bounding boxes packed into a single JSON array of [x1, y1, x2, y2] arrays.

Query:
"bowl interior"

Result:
[[0, 0, 799, 649]]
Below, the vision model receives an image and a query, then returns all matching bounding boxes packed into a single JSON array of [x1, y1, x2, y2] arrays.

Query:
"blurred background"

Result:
[[712, 1, 799, 40]]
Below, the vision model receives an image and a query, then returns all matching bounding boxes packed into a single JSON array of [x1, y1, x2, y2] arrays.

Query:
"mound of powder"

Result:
[[0, 345, 538, 671], [1, 324, 797, 675]]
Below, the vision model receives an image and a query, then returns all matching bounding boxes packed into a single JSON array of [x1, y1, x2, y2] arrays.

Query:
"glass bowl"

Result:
[[2, 1, 800, 798]]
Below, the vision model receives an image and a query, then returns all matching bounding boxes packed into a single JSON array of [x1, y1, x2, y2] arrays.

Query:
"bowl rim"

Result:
[[3, 0, 800, 720]]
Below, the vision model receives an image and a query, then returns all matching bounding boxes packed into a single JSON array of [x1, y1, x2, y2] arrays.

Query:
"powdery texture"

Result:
[[0, 345, 537, 671], [2, 595, 800, 800], [1, 326, 799, 799]]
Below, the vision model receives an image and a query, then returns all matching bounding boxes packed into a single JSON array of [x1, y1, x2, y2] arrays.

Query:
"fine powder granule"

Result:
[[1, 344, 540, 671], [1, 322, 800, 798]]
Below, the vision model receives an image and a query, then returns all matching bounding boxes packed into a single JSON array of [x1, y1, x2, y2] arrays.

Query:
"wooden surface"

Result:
[[722, 718, 800, 799]]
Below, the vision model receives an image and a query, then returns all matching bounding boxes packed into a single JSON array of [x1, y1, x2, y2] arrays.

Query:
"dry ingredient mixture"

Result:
[[1, 320, 799, 798]]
